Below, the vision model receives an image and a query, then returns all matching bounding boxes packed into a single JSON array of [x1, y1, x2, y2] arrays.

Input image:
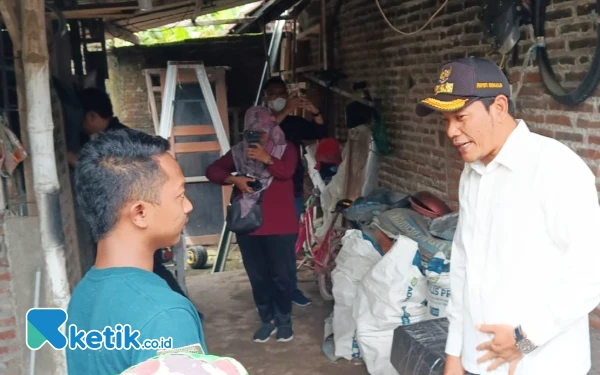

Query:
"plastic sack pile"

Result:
[[329, 222, 454, 375]]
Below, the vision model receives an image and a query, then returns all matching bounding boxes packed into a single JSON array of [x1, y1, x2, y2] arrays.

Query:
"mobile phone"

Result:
[[245, 131, 261, 148]]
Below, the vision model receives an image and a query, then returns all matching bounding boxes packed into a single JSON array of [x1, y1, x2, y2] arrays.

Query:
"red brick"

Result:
[[577, 148, 600, 160], [0, 330, 15, 340], [518, 86, 545, 97], [556, 131, 583, 143], [521, 113, 545, 124], [0, 273, 10, 282], [545, 115, 573, 127], [577, 118, 600, 129], [530, 128, 555, 138], [589, 135, 600, 145], [0, 317, 16, 327], [548, 101, 594, 113], [518, 99, 547, 111], [510, 72, 541, 84], [0, 345, 17, 355]]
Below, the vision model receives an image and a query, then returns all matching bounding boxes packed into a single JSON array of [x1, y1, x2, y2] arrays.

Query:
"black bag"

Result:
[[226, 192, 263, 234]]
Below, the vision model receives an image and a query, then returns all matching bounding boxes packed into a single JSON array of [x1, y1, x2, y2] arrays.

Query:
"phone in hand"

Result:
[[245, 130, 261, 149]]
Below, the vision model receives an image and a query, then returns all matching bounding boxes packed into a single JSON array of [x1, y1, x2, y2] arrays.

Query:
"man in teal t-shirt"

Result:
[[66, 128, 207, 375]]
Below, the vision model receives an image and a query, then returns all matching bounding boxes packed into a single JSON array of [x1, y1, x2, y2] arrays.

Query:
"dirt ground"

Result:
[[184, 248, 367, 375], [183, 246, 600, 375]]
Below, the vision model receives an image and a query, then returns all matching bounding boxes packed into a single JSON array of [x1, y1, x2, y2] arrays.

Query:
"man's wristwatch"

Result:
[[514, 325, 537, 354]]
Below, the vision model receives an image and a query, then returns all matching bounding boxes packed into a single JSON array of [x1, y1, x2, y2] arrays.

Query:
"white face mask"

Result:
[[268, 98, 287, 112]]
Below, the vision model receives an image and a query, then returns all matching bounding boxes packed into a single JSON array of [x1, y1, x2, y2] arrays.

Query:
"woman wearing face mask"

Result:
[[206, 106, 298, 343], [262, 77, 326, 308]]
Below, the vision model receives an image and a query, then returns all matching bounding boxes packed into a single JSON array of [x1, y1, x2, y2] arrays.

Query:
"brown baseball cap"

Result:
[[415, 57, 511, 117]]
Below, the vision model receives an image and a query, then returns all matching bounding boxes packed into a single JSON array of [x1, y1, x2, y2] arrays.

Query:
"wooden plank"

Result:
[[185, 176, 209, 183], [120, 0, 247, 30], [104, 23, 140, 45], [113, 0, 194, 25], [215, 70, 230, 138], [54, 10, 136, 18], [0, 0, 21, 52], [144, 71, 159, 134], [173, 125, 215, 136], [174, 141, 221, 153], [297, 24, 320, 40], [213, 71, 231, 220]]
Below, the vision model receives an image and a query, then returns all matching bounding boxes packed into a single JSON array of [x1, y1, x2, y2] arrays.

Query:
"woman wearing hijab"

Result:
[[206, 106, 298, 343]]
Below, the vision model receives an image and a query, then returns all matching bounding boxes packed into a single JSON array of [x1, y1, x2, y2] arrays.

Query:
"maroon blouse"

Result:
[[206, 142, 299, 236]]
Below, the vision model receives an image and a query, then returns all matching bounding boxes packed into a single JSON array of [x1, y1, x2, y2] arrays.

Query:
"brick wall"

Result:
[[0, 221, 19, 374], [107, 35, 267, 136], [310, 0, 600, 209]]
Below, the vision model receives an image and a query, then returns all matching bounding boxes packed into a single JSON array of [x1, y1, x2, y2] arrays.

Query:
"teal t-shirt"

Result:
[[66, 267, 207, 375]]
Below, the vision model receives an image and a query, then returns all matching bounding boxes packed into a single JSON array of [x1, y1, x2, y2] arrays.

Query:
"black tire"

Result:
[[534, 0, 600, 106], [187, 246, 208, 269]]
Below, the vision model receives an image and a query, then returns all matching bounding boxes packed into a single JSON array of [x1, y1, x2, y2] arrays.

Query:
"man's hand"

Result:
[[476, 324, 523, 374], [298, 98, 319, 115], [247, 143, 272, 164], [283, 97, 302, 114], [444, 355, 464, 375], [230, 176, 255, 194]]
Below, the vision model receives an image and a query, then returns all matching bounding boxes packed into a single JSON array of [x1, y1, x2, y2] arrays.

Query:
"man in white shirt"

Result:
[[415, 57, 600, 375]]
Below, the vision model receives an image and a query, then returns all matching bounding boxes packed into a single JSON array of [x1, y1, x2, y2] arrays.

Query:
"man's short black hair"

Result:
[[264, 77, 287, 91], [480, 96, 516, 117], [75, 128, 171, 242], [79, 88, 114, 119]]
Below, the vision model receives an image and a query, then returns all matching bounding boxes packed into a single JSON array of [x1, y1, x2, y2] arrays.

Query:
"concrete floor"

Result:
[[185, 269, 367, 375]]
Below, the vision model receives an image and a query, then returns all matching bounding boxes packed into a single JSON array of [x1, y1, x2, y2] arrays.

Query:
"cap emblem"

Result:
[[439, 67, 452, 83]]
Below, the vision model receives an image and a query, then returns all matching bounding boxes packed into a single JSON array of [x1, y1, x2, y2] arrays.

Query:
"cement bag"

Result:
[[425, 252, 452, 319], [375, 208, 453, 268], [354, 235, 428, 375], [332, 230, 382, 360], [429, 212, 459, 241]]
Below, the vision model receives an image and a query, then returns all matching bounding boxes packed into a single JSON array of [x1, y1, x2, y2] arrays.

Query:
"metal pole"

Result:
[[212, 223, 233, 273], [29, 266, 41, 375], [253, 19, 286, 105], [320, 0, 327, 70]]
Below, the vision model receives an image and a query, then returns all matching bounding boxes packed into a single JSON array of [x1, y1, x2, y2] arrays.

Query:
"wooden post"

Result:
[[22, 0, 69, 372], [0, 0, 37, 215]]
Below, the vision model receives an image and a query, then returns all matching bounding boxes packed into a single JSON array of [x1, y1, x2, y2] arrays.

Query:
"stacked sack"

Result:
[[331, 230, 383, 360], [353, 235, 428, 375]]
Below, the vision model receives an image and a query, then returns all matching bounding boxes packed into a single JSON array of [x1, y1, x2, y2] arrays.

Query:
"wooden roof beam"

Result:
[[104, 22, 140, 44]]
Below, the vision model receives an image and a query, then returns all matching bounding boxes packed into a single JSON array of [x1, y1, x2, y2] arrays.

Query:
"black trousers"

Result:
[[237, 233, 297, 327]]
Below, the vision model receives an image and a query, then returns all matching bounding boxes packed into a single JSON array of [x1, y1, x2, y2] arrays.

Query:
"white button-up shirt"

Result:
[[446, 120, 600, 375]]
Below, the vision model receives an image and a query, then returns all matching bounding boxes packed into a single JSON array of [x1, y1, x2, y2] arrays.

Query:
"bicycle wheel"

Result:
[[318, 271, 334, 301], [317, 235, 342, 301]]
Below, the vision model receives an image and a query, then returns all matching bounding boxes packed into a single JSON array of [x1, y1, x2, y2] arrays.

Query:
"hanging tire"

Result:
[[187, 246, 208, 270]]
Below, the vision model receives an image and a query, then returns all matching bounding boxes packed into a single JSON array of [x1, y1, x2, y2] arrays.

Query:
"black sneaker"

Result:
[[292, 289, 312, 307], [276, 325, 294, 342], [253, 322, 277, 343]]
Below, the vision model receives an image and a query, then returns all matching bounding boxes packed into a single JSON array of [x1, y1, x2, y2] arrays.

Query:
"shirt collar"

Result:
[[467, 119, 530, 174]]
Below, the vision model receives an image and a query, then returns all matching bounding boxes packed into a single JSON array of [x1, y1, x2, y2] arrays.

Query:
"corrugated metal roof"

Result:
[[47, 0, 260, 33]]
